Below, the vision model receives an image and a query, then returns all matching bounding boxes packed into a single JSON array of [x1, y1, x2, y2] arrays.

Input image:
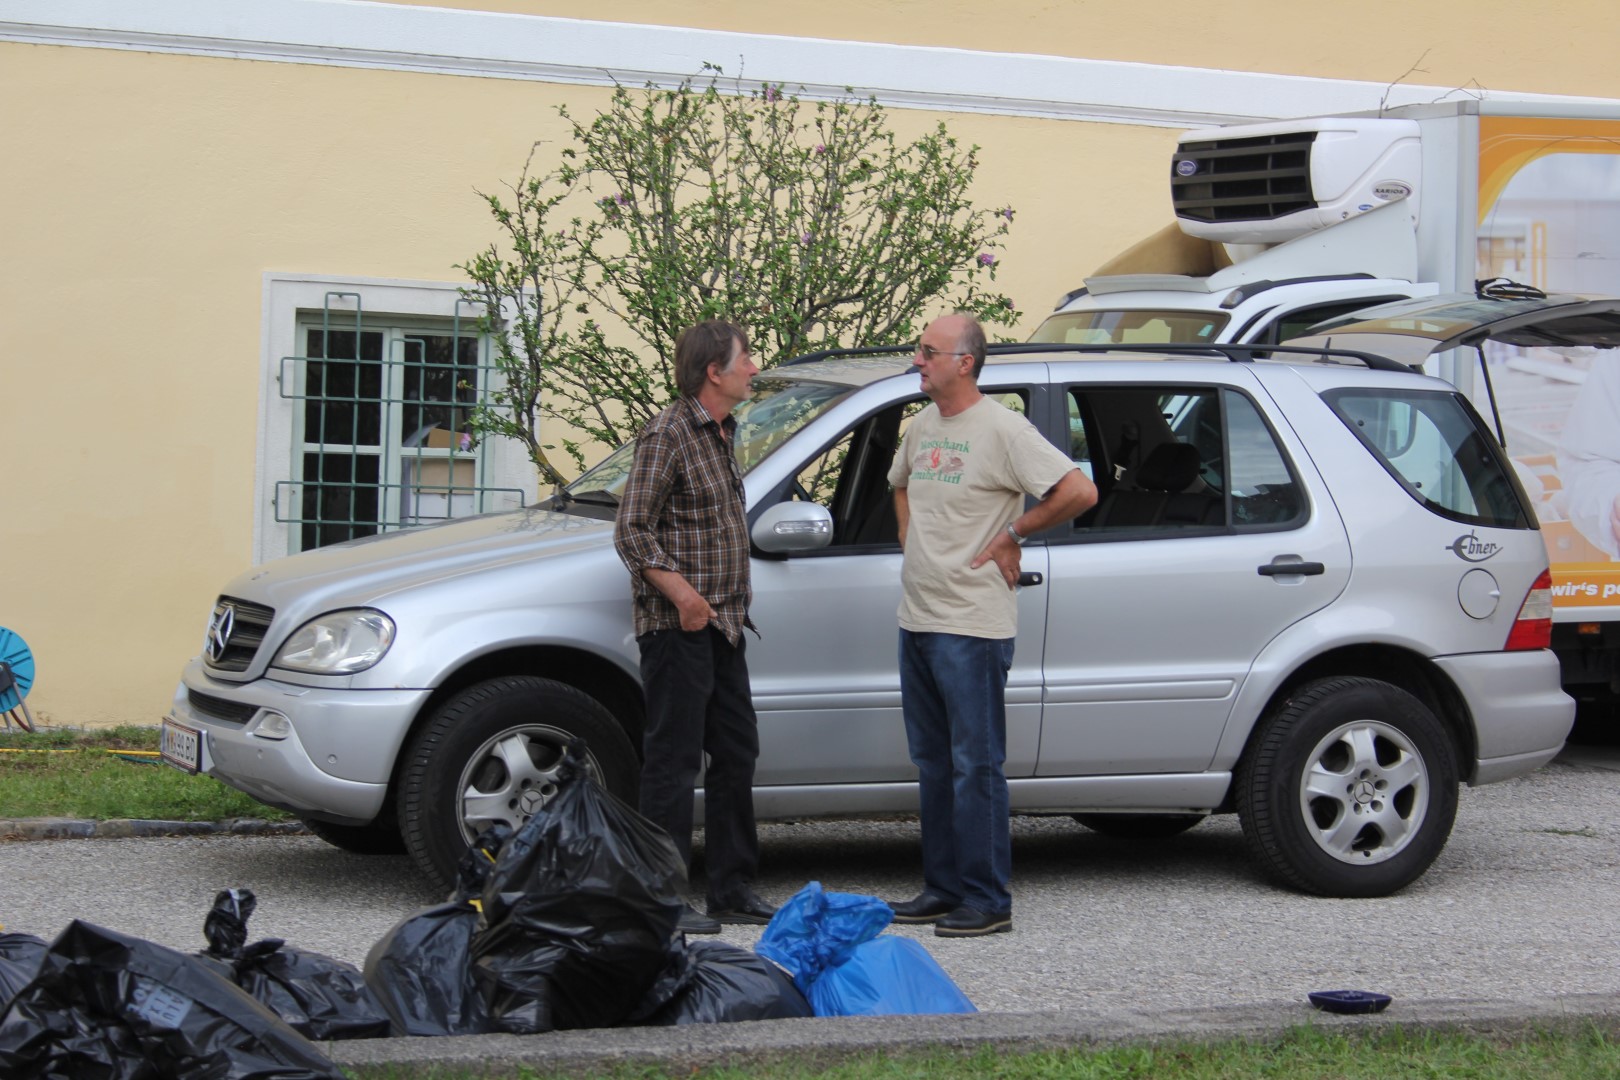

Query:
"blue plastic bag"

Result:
[[804, 936, 976, 1017], [754, 882, 892, 991], [755, 882, 975, 1017]]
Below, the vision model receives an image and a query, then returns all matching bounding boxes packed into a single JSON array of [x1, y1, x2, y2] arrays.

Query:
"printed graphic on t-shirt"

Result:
[[910, 437, 970, 486]]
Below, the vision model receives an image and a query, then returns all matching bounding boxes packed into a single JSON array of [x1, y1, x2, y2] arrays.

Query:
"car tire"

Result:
[[397, 675, 640, 892], [299, 815, 407, 855], [1072, 813, 1207, 840], [1237, 676, 1458, 898]]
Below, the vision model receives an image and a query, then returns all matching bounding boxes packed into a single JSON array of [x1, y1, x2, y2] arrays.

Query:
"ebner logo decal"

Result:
[[1373, 181, 1412, 201], [1175, 159, 1198, 177], [1447, 532, 1502, 562]]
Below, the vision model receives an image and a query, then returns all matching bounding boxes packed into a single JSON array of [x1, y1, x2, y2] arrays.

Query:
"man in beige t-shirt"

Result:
[[884, 314, 1097, 937]]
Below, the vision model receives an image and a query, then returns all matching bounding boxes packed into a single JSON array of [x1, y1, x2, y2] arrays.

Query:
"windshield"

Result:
[[566, 377, 855, 500], [1030, 309, 1228, 345]]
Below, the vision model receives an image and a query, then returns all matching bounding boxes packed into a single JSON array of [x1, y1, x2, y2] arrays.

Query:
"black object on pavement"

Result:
[[1308, 989, 1393, 1014], [363, 823, 511, 1037], [201, 888, 392, 1041], [0, 933, 47, 1017], [628, 939, 813, 1026], [0, 919, 343, 1080], [470, 739, 687, 1034]]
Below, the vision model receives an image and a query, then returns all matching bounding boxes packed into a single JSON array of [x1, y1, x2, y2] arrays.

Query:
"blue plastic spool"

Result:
[[0, 626, 35, 712]]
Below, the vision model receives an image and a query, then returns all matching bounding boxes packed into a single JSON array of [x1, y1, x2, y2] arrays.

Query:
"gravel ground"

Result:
[[2, 747, 1618, 1017]]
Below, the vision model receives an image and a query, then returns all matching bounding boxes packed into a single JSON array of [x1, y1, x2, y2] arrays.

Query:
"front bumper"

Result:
[[170, 657, 430, 824], [1436, 650, 1576, 785]]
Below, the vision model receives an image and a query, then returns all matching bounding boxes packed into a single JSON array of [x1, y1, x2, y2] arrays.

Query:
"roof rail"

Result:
[[773, 340, 1411, 372], [778, 345, 914, 366], [995, 340, 1412, 372]]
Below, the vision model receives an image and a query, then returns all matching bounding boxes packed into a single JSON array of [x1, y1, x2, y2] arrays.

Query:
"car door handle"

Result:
[[1258, 557, 1326, 577], [1018, 571, 1044, 587]]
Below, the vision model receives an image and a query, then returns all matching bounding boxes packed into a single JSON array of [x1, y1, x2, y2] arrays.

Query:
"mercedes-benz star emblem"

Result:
[[205, 603, 236, 663]]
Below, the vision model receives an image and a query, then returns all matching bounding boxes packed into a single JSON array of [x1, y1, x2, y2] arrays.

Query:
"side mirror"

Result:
[[752, 502, 833, 554]]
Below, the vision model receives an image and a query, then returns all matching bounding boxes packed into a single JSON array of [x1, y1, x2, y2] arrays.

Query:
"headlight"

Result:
[[272, 610, 395, 674]]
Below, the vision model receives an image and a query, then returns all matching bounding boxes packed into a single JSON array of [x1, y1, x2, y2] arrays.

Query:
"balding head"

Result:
[[930, 314, 987, 378]]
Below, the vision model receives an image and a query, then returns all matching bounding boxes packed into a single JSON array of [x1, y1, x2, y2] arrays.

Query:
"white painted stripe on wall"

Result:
[[3, 0, 1613, 128]]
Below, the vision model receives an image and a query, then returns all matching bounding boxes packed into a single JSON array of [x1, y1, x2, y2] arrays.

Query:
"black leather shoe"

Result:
[[887, 891, 958, 924], [677, 904, 722, 935], [934, 905, 1012, 937], [708, 888, 777, 925]]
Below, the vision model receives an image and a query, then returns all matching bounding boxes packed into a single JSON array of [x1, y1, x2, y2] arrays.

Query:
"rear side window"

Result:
[[1067, 385, 1304, 535], [1323, 389, 1530, 529]]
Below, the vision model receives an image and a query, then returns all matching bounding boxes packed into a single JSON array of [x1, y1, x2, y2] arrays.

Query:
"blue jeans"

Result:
[[898, 629, 1015, 916]]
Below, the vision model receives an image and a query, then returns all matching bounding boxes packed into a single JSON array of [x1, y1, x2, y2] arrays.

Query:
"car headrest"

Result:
[[1135, 442, 1200, 492]]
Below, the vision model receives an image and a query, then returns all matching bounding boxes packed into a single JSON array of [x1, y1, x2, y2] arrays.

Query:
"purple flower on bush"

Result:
[[764, 85, 781, 102], [800, 232, 813, 244], [815, 143, 826, 155], [977, 252, 996, 267], [1000, 207, 1015, 221]]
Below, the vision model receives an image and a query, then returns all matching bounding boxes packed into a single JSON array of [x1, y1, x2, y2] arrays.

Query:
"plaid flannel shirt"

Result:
[[613, 395, 753, 644]]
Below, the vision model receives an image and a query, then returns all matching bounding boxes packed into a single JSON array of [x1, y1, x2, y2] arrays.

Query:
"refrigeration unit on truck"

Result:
[[1032, 100, 1620, 703]]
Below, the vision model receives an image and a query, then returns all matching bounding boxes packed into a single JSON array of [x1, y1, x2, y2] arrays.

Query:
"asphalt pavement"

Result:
[[2, 740, 1620, 1075]]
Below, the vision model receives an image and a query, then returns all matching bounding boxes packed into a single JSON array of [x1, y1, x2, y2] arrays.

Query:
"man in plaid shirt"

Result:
[[614, 320, 776, 935]]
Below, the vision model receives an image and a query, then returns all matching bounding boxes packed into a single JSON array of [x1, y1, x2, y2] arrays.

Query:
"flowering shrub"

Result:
[[459, 69, 1017, 483]]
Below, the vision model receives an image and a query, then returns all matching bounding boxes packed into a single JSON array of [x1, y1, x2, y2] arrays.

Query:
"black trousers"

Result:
[[635, 625, 761, 906]]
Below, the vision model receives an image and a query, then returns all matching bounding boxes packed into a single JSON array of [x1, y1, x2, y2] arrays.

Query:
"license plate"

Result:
[[160, 717, 202, 773]]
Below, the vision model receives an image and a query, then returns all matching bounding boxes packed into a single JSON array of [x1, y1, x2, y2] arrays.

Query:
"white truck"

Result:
[[1033, 100, 1620, 705]]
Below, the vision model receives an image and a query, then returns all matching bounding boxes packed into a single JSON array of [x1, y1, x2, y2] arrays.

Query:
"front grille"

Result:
[[187, 690, 257, 726], [203, 596, 275, 673], [1172, 131, 1317, 224]]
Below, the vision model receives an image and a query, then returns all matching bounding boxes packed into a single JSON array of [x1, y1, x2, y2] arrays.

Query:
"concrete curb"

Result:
[[0, 818, 309, 840], [322, 993, 1620, 1077]]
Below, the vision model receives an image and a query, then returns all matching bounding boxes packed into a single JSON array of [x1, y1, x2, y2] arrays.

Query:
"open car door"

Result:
[[1283, 292, 1620, 368]]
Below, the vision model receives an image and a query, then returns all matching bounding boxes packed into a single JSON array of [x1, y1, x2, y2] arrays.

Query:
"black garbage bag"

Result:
[[470, 739, 686, 1034], [0, 919, 342, 1080], [627, 940, 814, 1026], [201, 888, 392, 1041], [0, 933, 48, 1017], [363, 823, 511, 1037]]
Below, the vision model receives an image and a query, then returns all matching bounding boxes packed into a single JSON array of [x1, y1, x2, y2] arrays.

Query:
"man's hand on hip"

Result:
[[971, 532, 1021, 590]]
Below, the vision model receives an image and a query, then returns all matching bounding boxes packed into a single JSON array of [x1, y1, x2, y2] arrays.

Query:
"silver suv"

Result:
[[164, 340, 1573, 898]]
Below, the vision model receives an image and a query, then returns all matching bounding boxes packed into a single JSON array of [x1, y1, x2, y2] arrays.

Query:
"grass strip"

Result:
[[0, 725, 292, 823], [344, 1024, 1620, 1080]]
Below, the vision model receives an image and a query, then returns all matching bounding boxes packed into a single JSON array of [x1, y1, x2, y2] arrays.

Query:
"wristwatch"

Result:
[[1005, 522, 1028, 546]]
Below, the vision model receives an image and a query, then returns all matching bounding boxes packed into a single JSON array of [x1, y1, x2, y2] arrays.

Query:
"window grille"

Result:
[[273, 293, 527, 550]]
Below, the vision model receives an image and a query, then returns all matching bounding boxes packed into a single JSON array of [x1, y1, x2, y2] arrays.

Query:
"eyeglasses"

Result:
[[914, 343, 967, 362]]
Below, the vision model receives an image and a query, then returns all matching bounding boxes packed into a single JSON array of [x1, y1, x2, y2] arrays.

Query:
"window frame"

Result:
[[258, 273, 536, 562], [1320, 385, 1533, 530], [1053, 379, 1309, 543]]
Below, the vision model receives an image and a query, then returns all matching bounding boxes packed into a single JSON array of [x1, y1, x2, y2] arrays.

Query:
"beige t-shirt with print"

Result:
[[887, 396, 1077, 639]]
